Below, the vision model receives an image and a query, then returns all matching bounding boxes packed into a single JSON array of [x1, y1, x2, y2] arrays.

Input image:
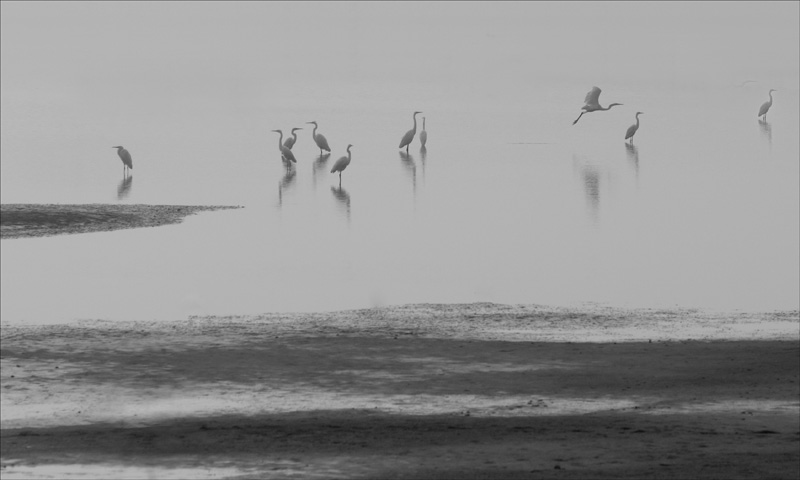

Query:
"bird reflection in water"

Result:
[[581, 166, 601, 225], [625, 143, 639, 181], [117, 174, 133, 201], [331, 185, 351, 223], [312, 152, 331, 189], [277, 167, 297, 209], [399, 150, 417, 198], [419, 146, 427, 184], [758, 118, 772, 146]]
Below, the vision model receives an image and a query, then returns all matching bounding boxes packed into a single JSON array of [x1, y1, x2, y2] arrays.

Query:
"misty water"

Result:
[[2, 3, 799, 324]]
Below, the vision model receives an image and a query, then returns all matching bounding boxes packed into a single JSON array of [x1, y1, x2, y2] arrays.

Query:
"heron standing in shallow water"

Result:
[[399, 111, 422, 153], [419, 116, 428, 148], [330, 144, 353, 185], [112, 146, 133, 175], [758, 89, 777, 121], [283, 127, 303, 150], [573, 87, 623, 125], [272, 130, 297, 166], [625, 112, 644, 144], [306, 121, 331, 155]]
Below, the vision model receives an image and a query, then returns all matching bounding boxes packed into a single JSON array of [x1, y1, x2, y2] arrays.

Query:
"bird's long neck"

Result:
[[768, 91, 774, 105], [312, 124, 319, 137], [276, 131, 283, 147], [412, 114, 418, 133], [635, 113, 641, 127], [422, 118, 426, 130], [291, 130, 298, 141], [347, 146, 352, 159]]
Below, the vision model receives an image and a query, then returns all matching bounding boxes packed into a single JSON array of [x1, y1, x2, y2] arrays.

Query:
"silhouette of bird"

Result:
[[272, 130, 297, 165], [283, 127, 303, 150], [573, 87, 623, 125], [625, 112, 644, 144], [419, 116, 428, 148], [306, 121, 331, 155], [399, 111, 422, 153], [758, 89, 777, 120], [330, 144, 353, 185], [112, 146, 133, 175]]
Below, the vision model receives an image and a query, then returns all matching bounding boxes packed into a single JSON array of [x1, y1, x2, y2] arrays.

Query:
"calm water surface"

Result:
[[2, 3, 798, 324]]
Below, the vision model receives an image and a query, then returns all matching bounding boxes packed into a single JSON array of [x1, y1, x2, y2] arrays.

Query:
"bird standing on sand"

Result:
[[573, 87, 623, 125], [283, 127, 303, 150], [399, 111, 422, 153], [272, 130, 297, 165], [330, 144, 353, 185], [306, 121, 331, 155], [112, 146, 133, 175], [758, 89, 777, 121], [419, 116, 428, 148], [625, 112, 644, 144]]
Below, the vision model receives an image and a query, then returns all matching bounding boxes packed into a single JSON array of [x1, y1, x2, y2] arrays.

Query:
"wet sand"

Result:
[[1, 304, 798, 479]]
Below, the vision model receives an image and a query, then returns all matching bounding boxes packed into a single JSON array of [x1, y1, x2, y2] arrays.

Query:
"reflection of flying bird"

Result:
[[272, 130, 297, 165], [625, 112, 644, 144], [758, 89, 777, 120], [419, 116, 428, 148], [306, 121, 331, 155], [399, 111, 422, 153], [330, 144, 353, 184], [283, 127, 303, 150], [112, 146, 133, 175], [573, 87, 623, 125]]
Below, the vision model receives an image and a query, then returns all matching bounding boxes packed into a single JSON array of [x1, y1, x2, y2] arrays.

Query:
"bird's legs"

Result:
[[572, 112, 585, 125]]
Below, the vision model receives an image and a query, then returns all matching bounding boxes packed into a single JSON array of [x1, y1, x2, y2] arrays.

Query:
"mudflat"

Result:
[[1, 304, 798, 479]]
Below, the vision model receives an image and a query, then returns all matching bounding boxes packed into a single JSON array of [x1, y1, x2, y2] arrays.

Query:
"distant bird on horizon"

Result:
[[283, 127, 303, 150], [112, 146, 133, 175], [420, 116, 428, 148], [399, 111, 422, 153], [330, 144, 353, 185], [573, 87, 623, 125], [272, 130, 297, 165], [306, 121, 331, 155], [758, 89, 777, 121], [625, 112, 644, 144]]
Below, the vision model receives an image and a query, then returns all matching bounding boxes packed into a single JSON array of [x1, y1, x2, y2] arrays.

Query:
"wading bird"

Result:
[[272, 130, 297, 165], [330, 144, 353, 185], [573, 87, 623, 125], [625, 112, 644, 144], [758, 89, 777, 121], [306, 121, 331, 155], [112, 146, 133, 175], [283, 127, 303, 150], [399, 111, 422, 153], [420, 116, 428, 148]]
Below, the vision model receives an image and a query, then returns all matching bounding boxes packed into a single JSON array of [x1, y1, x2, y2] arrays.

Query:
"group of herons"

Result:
[[112, 87, 777, 180]]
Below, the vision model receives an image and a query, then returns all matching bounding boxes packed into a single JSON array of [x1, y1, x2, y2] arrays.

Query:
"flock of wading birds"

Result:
[[111, 86, 779, 184]]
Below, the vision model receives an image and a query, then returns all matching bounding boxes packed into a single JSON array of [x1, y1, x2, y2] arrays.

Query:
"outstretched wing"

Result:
[[584, 86, 602, 107]]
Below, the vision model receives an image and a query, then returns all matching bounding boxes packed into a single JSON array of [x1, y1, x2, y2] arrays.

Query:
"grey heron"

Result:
[[758, 89, 776, 120], [283, 127, 303, 150], [330, 144, 353, 185], [399, 111, 422, 153], [624, 112, 643, 144], [573, 87, 623, 125], [306, 121, 331, 155], [419, 116, 428, 148], [112, 146, 133, 175], [272, 130, 297, 165]]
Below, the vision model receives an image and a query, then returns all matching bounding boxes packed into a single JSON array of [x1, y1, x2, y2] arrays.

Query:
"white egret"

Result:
[[272, 130, 297, 165], [306, 121, 331, 155], [419, 116, 428, 148], [758, 89, 777, 120], [399, 111, 422, 153], [624, 112, 644, 144], [112, 146, 133, 175], [283, 127, 303, 150], [330, 144, 353, 185], [573, 87, 623, 125]]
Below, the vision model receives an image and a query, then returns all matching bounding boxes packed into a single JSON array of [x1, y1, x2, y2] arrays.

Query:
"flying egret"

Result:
[[306, 121, 331, 155], [272, 130, 297, 165], [573, 87, 623, 125], [112, 146, 133, 175], [758, 89, 777, 121], [330, 144, 353, 185], [419, 116, 428, 148], [624, 112, 644, 144], [399, 111, 422, 153], [283, 127, 303, 150]]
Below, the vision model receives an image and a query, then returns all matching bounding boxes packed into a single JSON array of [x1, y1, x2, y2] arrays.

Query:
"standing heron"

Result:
[[272, 130, 297, 165], [306, 121, 331, 155], [419, 116, 428, 148], [283, 127, 303, 150], [624, 112, 644, 144], [573, 87, 623, 125], [330, 144, 353, 185], [399, 111, 422, 153], [112, 146, 133, 175], [758, 89, 777, 121]]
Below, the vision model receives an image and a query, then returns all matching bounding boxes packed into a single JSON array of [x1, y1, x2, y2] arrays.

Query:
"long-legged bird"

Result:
[[758, 89, 777, 121], [306, 121, 331, 155], [272, 130, 297, 165], [625, 112, 643, 144], [419, 116, 428, 148], [112, 146, 133, 175], [330, 144, 353, 185], [399, 111, 422, 153], [283, 127, 303, 150], [573, 87, 623, 125]]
